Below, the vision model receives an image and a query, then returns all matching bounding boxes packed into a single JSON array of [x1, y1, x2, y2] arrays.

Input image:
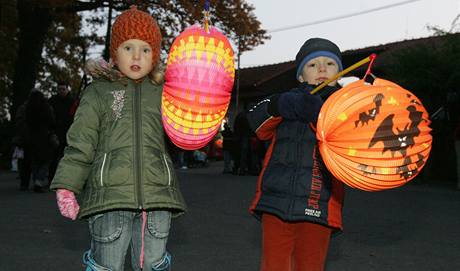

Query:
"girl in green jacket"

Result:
[[50, 6, 186, 271]]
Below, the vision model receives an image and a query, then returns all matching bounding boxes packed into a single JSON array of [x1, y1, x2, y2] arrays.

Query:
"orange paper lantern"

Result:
[[316, 78, 432, 191], [162, 24, 235, 150]]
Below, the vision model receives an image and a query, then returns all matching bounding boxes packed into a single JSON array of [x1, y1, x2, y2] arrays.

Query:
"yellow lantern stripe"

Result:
[[162, 95, 232, 113], [163, 105, 224, 129], [167, 32, 235, 73]]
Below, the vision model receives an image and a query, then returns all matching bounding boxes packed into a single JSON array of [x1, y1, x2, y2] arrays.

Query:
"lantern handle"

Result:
[[363, 53, 377, 81], [310, 53, 378, 95], [203, 0, 211, 33]]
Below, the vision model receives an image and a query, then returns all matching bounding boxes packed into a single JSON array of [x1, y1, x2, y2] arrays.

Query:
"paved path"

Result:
[[0, 162, 459, 270]]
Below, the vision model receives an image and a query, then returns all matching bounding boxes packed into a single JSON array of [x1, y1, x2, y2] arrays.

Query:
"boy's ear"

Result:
[[298, 75, 305, 82]]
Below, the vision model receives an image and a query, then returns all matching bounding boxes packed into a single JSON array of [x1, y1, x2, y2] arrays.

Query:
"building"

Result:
[[226, 33, 459, 122]]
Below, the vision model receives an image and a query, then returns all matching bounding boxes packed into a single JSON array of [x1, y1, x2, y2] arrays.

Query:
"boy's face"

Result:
[[298, 56, 340, 86], [115, 39, 153, 80]]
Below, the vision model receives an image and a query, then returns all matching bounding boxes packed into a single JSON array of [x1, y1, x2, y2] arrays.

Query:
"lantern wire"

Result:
[[310, 54, 378, 95]]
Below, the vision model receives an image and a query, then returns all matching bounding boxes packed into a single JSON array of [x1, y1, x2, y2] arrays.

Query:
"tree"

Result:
[[384, 30, 460, 119], [5, 0, 269, 119], [38, 11, 95, 97], [0, 1, 18, 121], [384, 27, 460, 183]]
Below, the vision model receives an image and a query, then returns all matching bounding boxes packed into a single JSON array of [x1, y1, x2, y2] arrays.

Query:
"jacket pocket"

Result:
[[106, 148, 132, 187], [99, 152, 110, 187], [161, 153, 172, 186], [144, 148, 171, 186], [261, 163, 293, 195], [89, 153, 110, 188]]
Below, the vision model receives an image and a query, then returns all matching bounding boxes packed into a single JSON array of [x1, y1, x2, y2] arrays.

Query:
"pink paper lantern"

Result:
[[162, 24, 235, 150]]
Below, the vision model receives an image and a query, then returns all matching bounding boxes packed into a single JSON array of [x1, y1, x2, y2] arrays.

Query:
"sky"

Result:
[[240, 0, 460, 68]]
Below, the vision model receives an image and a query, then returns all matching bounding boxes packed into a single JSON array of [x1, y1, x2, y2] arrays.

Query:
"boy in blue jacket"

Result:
[[247, 38, 345, 271]]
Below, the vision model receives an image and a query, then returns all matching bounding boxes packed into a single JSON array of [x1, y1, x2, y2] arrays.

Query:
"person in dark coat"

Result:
[[48, 82, 75, 182], [21, 89, 56, 192], [221, 118, 235, 173], [233, 111, 253, 175], [14, 103, 31, 190]]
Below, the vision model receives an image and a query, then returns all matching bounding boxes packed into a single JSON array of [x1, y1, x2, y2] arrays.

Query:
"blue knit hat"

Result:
[[295, 38, 343, 80]]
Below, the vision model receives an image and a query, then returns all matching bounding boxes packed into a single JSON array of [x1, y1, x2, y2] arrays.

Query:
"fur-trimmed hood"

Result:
[[84, 58, 164, 85]]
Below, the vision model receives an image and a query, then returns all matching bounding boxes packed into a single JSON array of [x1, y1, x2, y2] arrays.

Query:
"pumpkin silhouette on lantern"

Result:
[[316, 78, 432, 191], [162, 24, 235, 150]]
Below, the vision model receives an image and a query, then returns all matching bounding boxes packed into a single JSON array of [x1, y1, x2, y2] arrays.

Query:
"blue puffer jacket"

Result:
[[247, 83, 344, 230]]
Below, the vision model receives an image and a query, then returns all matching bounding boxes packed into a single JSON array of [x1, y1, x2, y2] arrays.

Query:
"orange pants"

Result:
[[261, 214, 332, 271]]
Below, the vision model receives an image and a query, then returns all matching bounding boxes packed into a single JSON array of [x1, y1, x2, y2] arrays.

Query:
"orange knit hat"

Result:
[[110, 5, 162, 66]]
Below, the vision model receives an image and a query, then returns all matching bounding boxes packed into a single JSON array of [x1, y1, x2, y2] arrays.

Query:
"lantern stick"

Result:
[[310, 53, 377, 95]]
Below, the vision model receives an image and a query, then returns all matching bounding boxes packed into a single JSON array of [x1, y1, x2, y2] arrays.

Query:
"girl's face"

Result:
[[115, 39, 153, 80], [298, 56, 340, 86]]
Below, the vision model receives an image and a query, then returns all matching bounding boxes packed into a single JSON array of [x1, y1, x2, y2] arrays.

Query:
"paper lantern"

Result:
[[316, 78, 432, 191], [162, 24, 235, 150], [215, 138, 223, 149]]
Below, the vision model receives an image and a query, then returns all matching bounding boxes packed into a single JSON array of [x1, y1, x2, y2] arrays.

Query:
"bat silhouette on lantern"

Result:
[[354, 93, 385, 127], [368, 103, 427, 157], [366, 101, 430, 180]]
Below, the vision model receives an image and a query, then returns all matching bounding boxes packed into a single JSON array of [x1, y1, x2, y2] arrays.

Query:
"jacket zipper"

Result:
[[134, 83, 144, 209], [162, 153, 172, 186], [100, 153, 107, 187], [288, 124, 301, 219]]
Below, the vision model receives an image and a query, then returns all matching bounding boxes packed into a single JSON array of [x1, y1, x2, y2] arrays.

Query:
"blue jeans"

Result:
[[84, 210, 172, 271]]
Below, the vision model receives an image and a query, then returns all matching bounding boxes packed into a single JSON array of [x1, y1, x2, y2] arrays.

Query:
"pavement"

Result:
[[0, 161, 459, 271]]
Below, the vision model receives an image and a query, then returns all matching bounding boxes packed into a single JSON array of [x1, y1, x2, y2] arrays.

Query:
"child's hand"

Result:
[[56, 189, 80, 220]]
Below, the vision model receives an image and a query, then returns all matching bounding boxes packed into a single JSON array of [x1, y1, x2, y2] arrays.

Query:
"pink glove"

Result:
[[56, 189, 80, 220]]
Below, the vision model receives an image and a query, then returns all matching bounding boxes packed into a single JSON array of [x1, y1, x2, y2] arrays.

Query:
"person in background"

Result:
[[177, 150, 192, 170], [13, 101, 31, 191], [50, 6, 186, 271], [221, 118, 234, 173], [48, 81, 75, 183], [10, 146, 22, 172], [455, 118, 460, 190], [16, 89, 56, 192], [233, 111, 253, 175], [193, 149, 208, 167], [246, 38, 345, 271]]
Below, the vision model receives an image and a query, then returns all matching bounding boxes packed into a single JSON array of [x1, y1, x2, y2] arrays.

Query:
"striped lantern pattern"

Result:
[[163, 24, 235, 150]]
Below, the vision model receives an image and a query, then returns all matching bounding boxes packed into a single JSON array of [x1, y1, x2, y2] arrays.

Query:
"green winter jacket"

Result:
[[50, 77, 186, 219]]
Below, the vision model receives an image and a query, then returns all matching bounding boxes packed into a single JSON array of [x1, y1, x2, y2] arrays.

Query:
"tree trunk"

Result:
[[11, 0, 52, 118], [102, 0, 113, 61]]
